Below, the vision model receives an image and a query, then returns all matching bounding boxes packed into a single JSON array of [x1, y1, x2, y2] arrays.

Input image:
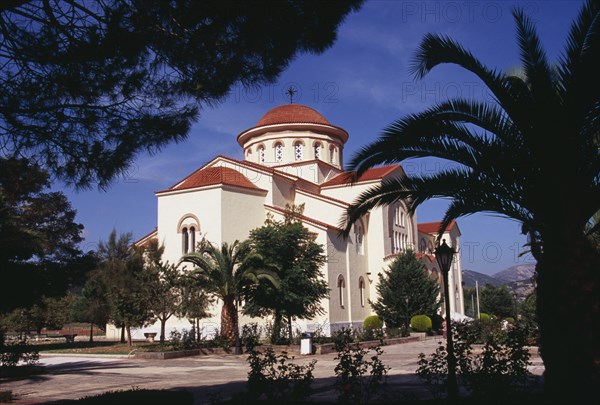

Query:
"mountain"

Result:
[[462, 263, 536, 302], [461, 270, 504, 288], [492, 264, 536, 283]]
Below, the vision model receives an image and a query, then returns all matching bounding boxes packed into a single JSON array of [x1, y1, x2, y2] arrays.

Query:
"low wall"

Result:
[[134, 334, 425, 359]]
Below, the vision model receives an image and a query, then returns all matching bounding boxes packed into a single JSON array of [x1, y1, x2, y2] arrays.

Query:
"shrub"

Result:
[[430, 313, 444, 333], [363, 315, 383, 330], [479, 312, 491, 323], [410, 315, 432, 332], [417, 320, 534, 401], [241, 323, 262, 352], [334, 328, 390, 403], [1, 338, 39, 367], [246, 347, 316, 401]]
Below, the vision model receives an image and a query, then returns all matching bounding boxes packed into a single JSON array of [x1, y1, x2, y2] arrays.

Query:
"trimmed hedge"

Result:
[[410, 315, 432, 332], [364, 315, 383, 330]]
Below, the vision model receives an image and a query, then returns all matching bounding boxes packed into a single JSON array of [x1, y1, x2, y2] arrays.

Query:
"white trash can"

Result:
[[300, 332, 313, 355]]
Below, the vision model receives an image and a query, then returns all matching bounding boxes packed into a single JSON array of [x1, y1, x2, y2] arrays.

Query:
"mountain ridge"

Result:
[[462, 263, 536, 302]]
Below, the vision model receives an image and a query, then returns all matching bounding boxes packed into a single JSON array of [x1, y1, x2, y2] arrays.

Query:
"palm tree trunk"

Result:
[[536, 235, 600, 404], [120, 325, 125, 343], [89, 322, 93, 343], [220, 296, 238, 343]]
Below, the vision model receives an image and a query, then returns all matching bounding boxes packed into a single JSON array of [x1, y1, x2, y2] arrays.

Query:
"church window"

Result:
[[294, 141, 303, 161], [419, 238, 427, 253], [258, 145, 265, 163], [359, 277, 365, 307], [329, 145, 336, 163], [189, 226, 196, 252], [337, 275, 345, 308], [179, 215, 200, 255], [314, 142, 321, 159], [275, 143, 283, 163], [356, 223, 364, 255], [182, 227, 189, 254]]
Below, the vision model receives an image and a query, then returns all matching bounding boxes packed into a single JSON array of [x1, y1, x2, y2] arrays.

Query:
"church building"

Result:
[[115, 104, 465, 339]]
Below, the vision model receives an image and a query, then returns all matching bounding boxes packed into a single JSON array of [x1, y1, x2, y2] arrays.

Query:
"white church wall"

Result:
[[220, 188, 267, 244], [157, 187, 223, 263]]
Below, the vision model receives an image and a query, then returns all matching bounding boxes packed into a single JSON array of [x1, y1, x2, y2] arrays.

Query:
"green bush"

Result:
[[479, 312, 491, 323], [410, 315, 432, 332], [417, 320, 534, 401], [363, 315, 383, 330], [246, 347, 316, 400]]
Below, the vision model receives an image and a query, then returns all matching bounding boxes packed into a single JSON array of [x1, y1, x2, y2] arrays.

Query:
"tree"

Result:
[[342, 2, 599, 400], [370, 251, 440, 330], [95, 229, 153, 346], [245, 207, 329, 343], [0, 157, 90, 313], [143, 239, 208, 344], [0, 0, 364, 188], [479, 284, 516, 319], [180, 239, 278, 343], [71, 277, 111, 342]]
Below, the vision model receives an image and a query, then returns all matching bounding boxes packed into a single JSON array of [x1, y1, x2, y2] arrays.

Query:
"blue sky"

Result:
[[59, 0, 583, 275]]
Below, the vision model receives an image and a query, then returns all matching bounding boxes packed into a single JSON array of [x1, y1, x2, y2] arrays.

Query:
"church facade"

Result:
[[109, 104, 465, 339]]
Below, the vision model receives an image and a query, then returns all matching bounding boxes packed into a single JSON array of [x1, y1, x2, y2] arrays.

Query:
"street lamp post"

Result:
[[435, 239, 458, 401]]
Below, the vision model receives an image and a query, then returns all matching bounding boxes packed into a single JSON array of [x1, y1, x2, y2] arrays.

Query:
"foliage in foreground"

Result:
[[76, 387, 193, 404], [333, 328, 390, 404], [246, 347, 316, 401], [417, 320, 534, 401], [0, 338, 39, 368]]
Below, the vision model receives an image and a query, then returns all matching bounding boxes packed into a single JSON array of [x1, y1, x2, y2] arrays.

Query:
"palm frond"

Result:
[[348, 99, 519, 177], [410, 33, 532, 129], [558, 0, 600, 118]]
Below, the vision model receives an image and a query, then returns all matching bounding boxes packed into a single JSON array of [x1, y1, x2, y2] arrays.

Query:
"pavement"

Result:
[[0, 336, 544, 404]]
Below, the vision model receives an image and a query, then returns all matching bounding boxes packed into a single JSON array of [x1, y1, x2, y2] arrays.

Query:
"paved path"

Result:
[[1, 337, 544, 404]]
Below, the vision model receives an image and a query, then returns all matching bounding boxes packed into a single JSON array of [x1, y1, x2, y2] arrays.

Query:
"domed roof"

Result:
[[237, 103, 348, 147], [256, 104, 331, 126]]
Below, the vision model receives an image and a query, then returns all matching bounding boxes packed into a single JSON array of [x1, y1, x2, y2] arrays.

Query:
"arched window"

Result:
[[314, 142, 321, 160], [274, 143, 283, 163], [419, 238, 427, 253], [337, 275, 345, 308], [189, 226, 196, 252], [329, 145, 336, 163], [182, 227, 189, 254], [258, 145, 265, 163], [359, 277, 366, 307], [178, 215, 200, 254], [356, 223, 364, 255], [294, 141, 303, 161]]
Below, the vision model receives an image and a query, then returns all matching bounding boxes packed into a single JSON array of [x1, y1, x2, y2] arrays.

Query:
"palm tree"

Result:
[[342, 2, 599, 402], [180, 239, 279, 343]]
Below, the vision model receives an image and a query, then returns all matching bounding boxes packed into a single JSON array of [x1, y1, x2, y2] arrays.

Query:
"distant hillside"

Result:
[[461, 270, 503, 288], [462, 263, 536, 302], [492, 264, 536, 283]]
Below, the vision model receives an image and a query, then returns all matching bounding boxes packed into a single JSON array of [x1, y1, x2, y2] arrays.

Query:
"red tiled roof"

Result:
[[165, 166, 263, 192], [135, 228, 158, 248], [384, 252, 436, 263], [256, 104, 331, 126], [417, 220, 457, 235], [320, 165, 400, 187], [416, 252, 436, 262], [264, 205, 342, 231]]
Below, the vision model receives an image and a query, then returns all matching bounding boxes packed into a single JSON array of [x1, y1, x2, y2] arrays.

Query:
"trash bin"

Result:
[[300, 332, 313, 355]]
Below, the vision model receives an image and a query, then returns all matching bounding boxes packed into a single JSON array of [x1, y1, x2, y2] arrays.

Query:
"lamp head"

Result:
[[435, 239, 455, 274]]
